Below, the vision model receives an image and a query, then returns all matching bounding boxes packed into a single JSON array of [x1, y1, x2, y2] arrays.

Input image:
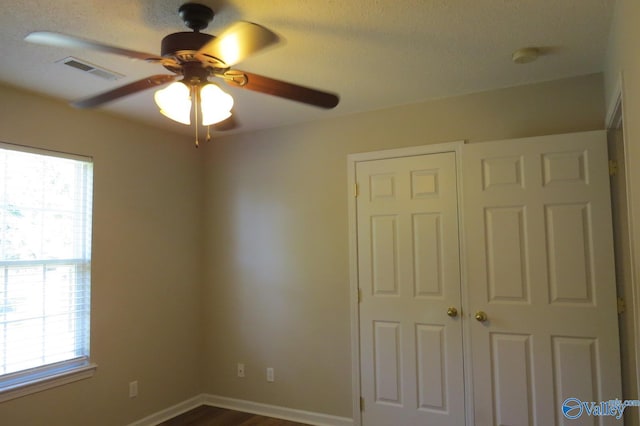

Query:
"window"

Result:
[[0, 143, 95, 400]]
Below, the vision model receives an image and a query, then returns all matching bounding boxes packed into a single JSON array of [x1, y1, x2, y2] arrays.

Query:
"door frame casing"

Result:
[[346, 141, 468, 426], [606, 72, 640, 410]]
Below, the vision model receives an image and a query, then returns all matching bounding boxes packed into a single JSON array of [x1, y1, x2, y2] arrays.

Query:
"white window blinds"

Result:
[[0, 143, 93, 387]]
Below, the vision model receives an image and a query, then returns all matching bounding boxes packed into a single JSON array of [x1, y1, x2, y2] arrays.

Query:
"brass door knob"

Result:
[[475, 311, 488, 322], [447, 307, 458, 317]]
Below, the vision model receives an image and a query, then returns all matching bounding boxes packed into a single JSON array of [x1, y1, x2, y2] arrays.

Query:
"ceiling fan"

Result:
[[25, 3, 340, 144]]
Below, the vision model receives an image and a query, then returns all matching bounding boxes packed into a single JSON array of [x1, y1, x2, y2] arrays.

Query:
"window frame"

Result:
[[0, 142, 96, 402]]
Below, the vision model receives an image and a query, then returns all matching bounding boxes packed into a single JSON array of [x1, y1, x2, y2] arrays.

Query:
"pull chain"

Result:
[[193, 85, 200, 148], [191, 85, 214, 147]]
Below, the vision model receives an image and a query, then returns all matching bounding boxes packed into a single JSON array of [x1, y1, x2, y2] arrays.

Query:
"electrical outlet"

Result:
[[266, 367, 274, 382], [129, 380, 138, 398], [237, 363, 245, 378]]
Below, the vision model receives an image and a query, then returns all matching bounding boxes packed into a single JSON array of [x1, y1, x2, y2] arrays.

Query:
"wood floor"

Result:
[[157, 405, 311, 426]]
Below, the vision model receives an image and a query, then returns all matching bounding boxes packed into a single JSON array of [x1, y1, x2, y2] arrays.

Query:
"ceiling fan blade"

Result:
[[25, 31, 165, 62], [222, 70, 339, 109], [196, 22, 279, 67], [71, 75, 177, 108]]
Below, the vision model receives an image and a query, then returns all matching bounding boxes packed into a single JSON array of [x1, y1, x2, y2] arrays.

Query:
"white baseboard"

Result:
[[203, 394, 354, 426], [128, 393, 354, 426], [127, 394, 205, 426]]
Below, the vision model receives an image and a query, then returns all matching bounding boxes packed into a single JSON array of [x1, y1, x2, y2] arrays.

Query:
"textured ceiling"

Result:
[[0, 0, 615, 137]]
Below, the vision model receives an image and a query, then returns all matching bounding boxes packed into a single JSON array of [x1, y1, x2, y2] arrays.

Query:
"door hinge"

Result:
[[354, 183, 359, 198], [360, 396, 365, 411], [618, 297, 626, 314], [609, 160, 618, 177], [358, 288, 363, 303]]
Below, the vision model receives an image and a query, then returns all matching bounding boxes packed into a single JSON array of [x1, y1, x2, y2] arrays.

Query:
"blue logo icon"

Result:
[[563, 398, 583, 419]]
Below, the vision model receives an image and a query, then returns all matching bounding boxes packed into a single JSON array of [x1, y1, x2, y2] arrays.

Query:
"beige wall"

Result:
[[201, 73, 606, 417], [0, 84, 204, 425], [605, 0, 640, 423], [0, 72, 609, 423]]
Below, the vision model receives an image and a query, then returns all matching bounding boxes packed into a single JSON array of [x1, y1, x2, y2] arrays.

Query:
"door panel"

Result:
[[371, 215, 399, 295], [357, 152, 465, 426], [545, 203, 593, 303], [485, 206, 529, 302], [416, 324, 447, 410], [413, 213, 444, 297], [491, 332, 534, 425], [463, 132, 622, 426], [373, 321, 402, 404]]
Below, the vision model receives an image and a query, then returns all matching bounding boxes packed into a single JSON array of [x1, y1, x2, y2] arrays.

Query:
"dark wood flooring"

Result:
[[157, 405, 311, 426]]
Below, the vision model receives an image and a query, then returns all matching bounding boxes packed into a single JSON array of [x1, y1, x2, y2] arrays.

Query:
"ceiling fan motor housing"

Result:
[[161, 31, 227, 71], [161, 31, 213, 58]]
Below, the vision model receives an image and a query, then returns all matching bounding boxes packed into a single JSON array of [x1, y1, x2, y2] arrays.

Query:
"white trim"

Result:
[[127, 394, 206, 426], [346, 151, 361, 426], [203, 394, 353, 426], [347, 141, 464, 163], [128, 394, 353, 426], [0, 141, 93, 162], [605, 72, 640, 405], [606, 72, 624, 129], [454, 144, 475, 426], [0, 362, 97, 403], [346, 141, 465, 426]]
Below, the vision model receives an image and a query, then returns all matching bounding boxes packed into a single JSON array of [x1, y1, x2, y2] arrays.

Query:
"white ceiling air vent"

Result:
[[56, 56, 124, 81]]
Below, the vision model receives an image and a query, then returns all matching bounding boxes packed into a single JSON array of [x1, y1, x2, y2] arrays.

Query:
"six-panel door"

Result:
[[357, 152, 466, 426], [463, 132, 621, 425]]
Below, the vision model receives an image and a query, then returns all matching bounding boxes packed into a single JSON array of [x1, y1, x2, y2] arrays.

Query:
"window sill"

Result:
[[0, 362, 97, 403]]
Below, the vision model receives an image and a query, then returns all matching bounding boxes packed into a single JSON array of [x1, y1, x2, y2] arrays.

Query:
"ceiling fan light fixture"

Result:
[[154, 81, 192, 124], [200, 83, 234, 126], [154, 80, 233, 127]]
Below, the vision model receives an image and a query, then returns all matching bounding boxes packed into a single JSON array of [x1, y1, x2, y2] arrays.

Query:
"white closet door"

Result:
[[462, 131, 622, 426], [357, 152, 465, 426]]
